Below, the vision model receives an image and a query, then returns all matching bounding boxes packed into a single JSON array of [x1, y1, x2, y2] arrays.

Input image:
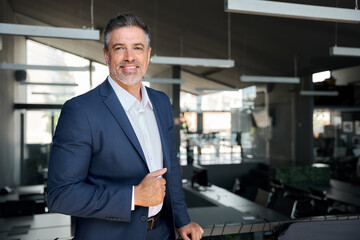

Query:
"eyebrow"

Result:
[[112, 42, 145, 49]]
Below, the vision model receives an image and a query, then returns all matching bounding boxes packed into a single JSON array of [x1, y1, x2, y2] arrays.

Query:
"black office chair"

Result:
[[308, 187, 329, 216], [270, 195, 298, 219], [254, 188, 272, 207]]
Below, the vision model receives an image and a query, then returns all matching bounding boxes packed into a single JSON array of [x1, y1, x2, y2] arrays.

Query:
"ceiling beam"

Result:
[[0, 23, 100, 40], [0, 63, 92, 71], [151, 56, 235, 68], [225, 0, 360, 24], [240, 75, 300, 84], [330, 46, 360, 57], [300, 90, 339, 96]]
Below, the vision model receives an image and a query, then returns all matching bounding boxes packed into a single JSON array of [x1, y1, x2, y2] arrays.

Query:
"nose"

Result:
[[124, 49, 135, 62]]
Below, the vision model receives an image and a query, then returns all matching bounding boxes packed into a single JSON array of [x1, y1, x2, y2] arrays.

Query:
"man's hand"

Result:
[[134, 168, 167, 207], [178, 222, 204, 240]]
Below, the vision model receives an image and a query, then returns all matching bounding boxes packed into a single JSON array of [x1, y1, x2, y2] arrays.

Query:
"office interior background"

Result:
[[1, 0, 360, 239]]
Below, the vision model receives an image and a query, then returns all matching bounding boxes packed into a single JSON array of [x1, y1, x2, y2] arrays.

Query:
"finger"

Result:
[[193, 230, 200, 240], [180, 233, 190, 240], [148, 168, 167, 178], [199, 225, 204, 239], [159, 178, 166, 186]]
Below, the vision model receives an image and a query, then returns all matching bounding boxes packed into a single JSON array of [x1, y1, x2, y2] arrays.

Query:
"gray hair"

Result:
[[104, 13, 150, 52]]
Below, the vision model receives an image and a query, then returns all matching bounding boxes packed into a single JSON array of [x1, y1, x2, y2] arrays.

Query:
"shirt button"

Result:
[[141, 216, 147, 222]]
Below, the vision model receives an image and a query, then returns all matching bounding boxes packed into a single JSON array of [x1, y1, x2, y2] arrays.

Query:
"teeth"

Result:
[[124, 66, 136, 69]]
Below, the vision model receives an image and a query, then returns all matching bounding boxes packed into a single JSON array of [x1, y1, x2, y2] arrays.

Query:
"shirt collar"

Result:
[[108, 75, 153, 112]]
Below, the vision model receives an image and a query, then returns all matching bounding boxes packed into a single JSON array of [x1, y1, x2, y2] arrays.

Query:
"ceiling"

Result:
[[6, 0, 360, 94]]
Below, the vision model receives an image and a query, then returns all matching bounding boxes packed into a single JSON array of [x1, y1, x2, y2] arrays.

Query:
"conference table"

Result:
[[183, 183, 360, 238], [183, 184, 290, 226], [183, 183, 291, 238]]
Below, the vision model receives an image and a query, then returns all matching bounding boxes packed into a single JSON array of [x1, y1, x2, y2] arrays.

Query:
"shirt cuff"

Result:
[[131, 185, 135, 211]]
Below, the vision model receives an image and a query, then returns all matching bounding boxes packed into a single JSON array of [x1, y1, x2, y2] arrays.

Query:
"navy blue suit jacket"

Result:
[[46, 80, 190, 240]]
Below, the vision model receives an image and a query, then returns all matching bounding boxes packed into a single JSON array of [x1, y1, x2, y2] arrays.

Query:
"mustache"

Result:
[[118, 60, 141, 67]]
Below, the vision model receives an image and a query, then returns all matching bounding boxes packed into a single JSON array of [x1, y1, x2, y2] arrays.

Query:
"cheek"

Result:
[[110, 57, 120, 67]]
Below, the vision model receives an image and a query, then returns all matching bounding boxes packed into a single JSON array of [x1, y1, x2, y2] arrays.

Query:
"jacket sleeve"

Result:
[[46, 99, 132, 222]]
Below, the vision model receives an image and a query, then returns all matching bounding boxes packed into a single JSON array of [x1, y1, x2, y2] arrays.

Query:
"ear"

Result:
[[147, 47, 152, 65], [103, 48, 109, 65]]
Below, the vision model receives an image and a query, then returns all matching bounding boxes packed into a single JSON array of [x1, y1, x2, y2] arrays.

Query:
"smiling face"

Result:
[[103, 26, 151, 87]]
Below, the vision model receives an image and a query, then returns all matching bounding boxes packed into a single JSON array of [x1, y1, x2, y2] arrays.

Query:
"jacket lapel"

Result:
[[100, 81, 147, 165], [147, 89, 171, 170]]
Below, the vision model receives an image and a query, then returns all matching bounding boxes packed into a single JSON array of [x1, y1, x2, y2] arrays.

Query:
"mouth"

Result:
[[120, 65, 139, 73]]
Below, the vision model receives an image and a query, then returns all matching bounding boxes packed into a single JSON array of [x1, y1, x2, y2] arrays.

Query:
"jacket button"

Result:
[[141, 216, 147, 222]]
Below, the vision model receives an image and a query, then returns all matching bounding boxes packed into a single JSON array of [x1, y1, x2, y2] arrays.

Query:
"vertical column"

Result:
[[295, 76, 314, 165], [89, 60, 93, 89], [172, 66, 181, 153], [196, 96, 203, 133], [196, 96, 203, 157], [20, 112, 25, 185]]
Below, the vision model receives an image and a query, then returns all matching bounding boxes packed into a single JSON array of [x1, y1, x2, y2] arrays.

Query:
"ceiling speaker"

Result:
[[14, 70, 26, 81]]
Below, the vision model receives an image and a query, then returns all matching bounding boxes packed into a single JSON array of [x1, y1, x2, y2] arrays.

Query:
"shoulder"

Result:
[[146, 87, 171, 104], [63, 80, 108, 109]]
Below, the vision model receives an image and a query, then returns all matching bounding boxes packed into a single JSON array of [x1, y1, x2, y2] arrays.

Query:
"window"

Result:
[[203, 112, 231, 133], [179, 86, 266, 165], [26, 40, 91, 104], [92, 61, 109, 88], [21, 40, 107, 185], [312, 70, 331, 83]]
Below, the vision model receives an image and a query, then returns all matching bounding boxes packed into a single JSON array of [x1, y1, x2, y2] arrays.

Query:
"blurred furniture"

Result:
[[270, 195, 298, 219], [285, 179, 360, 216], [0, 185, 46, 217], [0, 213, 71, 240], [290, 179, 360, 207], [191, 164, 209, 188], [308, 187, 330, 216], [278, 218, 360, 240], [254, 188, 271, 207], [220, 132, 242, 158]]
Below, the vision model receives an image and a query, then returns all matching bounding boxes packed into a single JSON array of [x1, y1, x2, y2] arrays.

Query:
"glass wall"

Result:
[[22, 40, 107, 185], [179, 86, 266, 166], [313, 108, 360, 182]]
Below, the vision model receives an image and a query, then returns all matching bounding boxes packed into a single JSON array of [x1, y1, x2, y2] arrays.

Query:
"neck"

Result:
[[113, 78, 142, 102]]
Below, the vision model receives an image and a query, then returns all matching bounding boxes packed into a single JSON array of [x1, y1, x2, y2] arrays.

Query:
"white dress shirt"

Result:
[[108, 76, 163, 217]]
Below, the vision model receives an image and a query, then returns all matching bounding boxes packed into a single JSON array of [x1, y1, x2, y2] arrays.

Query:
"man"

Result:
[[46, 13, 203, 240]]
